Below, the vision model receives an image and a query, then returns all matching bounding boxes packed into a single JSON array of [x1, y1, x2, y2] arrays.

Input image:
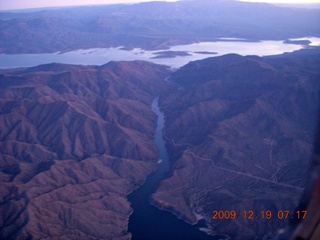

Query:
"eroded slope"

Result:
[[0, 61, 171, 240], [152, 50, 320, 239]]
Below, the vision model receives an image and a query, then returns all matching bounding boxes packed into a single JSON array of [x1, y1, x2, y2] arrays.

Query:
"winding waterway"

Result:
[[127, 97, 224, 240]]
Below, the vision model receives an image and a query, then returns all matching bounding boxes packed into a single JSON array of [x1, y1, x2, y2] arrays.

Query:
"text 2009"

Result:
[[212, 210, 307, 220]]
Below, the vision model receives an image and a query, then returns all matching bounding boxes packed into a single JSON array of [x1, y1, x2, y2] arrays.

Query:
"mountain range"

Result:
[[0, 61, 171, 239], [0, 0, 319, 53], [0, 0, 319, 239], [0, 47, 319, 239], [152, 48, 320, 239]]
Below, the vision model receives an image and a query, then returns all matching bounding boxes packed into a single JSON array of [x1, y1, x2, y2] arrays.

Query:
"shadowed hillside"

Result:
[[0, 48, 319, 239], [152, 48, 320, 239], [0, 61, 171, 240]]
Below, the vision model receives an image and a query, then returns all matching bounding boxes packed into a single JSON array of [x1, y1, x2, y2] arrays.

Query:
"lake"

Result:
[[1, 37, 318, 239], [1, 37, 319, 69]]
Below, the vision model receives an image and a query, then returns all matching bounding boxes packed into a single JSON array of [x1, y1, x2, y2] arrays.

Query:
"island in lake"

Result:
[[0, 0, 319, 239], [151, 51, 192, 59]]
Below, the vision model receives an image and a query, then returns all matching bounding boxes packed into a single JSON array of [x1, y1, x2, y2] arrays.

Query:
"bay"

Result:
[[1, 38, 319, 69]]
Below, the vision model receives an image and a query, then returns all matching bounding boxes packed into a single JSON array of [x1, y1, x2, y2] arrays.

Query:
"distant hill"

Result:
[[275, 3, 320, 9], [0, 0, 319, 53]]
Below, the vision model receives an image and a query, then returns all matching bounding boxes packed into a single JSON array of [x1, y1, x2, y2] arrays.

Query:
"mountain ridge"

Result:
[[152, 49, 320, 239], [0, 60, 172, 240], [0, 49, 319, 239], [0, 0, 319, 53]]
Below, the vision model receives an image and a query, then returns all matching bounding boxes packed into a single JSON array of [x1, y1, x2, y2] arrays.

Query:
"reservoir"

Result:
[[127, 97, 224, 240], [1, 38, 319, 69], [1, 37, 318, 239]]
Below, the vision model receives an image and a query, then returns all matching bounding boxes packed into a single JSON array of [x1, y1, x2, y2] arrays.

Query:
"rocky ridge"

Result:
[[152, 49, 320, 239], [0, 61, 171, 240]]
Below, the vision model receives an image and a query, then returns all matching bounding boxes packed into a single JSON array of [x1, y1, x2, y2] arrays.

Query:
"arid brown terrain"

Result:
[[152, 49, 320, 239], [0, 0, 320, 239], [0, 61, 171, 239], [0, 48, 319, 239]]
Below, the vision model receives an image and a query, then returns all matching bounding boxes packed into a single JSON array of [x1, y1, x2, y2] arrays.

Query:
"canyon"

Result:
[[0, 0, 319, 239], [0, 61, 172, 239], [152, 49, 320, 239], [0, 47, 319, 239]]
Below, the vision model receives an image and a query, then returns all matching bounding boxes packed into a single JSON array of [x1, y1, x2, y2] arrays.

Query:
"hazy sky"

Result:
[[1, 0, 320, 10]]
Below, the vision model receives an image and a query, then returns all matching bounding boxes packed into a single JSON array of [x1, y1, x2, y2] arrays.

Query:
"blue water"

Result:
[[1, 38, 318, 69], [127, 97, 224, 240]]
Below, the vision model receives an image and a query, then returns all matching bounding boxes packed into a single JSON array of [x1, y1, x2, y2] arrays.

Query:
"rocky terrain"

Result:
[[0, 0, 319, 54], [0, 0, 319, 238], [0, 45, 319, 239], [0, 61, 172, 240], [152, 48, 320, 239]]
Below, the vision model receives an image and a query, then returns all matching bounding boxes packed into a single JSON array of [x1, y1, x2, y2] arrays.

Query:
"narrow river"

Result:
[[127, 96, 223, 240]]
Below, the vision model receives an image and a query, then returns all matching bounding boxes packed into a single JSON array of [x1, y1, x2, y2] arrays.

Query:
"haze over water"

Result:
[[1, 38, 319, 69]]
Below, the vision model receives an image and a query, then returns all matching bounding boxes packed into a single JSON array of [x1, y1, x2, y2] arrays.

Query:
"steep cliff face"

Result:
[[152, 50, 320, 239], [0, 61, 171, 240]]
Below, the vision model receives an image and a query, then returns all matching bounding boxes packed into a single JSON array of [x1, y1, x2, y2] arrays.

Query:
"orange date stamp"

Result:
[[212, 210, 307, 220]]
